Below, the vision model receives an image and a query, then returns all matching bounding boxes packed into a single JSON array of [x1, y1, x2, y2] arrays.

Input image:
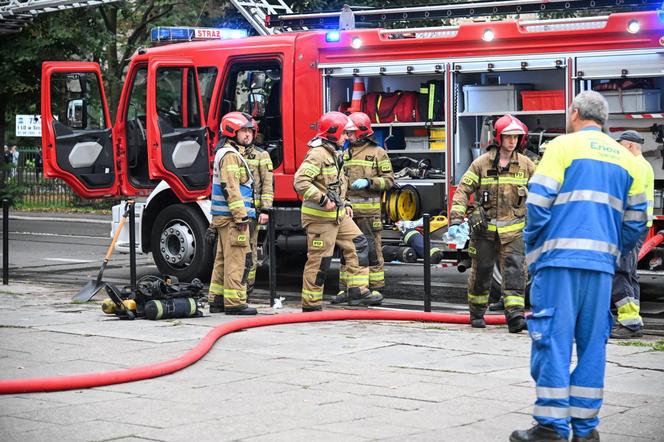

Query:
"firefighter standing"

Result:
[[610, 130, 654, 339], [207, 112, 258, 315], [333, 112, 394, 303], [294, 111, 381, 312], [241, 121, 274, 294], [449, 114, 535, 332], [511, 91, 647, 442]]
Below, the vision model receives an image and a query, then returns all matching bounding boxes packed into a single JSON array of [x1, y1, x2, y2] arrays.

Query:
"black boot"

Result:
[[330, 291, 347, 304], [470, 315, 486, 328], [302, 305, 323, 312], [225, 305, 257, 315], [572, 429, 599, 442], [510, 424, 566, 442], [489, 300, 505, 311], [508, 316, 527, 333], [209, 295, 224, 313], [348, 289, 383, 306]]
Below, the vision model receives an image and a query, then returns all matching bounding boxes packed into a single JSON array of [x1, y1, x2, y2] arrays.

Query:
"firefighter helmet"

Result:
[[494, 114, 528, 149], [349, 112, 374, 139], [316, 111, 357, 143], [220, 112, 255, 138]]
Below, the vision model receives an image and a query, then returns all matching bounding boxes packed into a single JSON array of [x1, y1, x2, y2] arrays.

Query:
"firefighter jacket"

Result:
[[211, 141, 255, 223], [294, 137, 348, 224], [450, 147, 536, 244], [243, 145, 274, 214], [344, 140, 395, 218], [525, 127, 648, 275], [636, 154, 655, 228]]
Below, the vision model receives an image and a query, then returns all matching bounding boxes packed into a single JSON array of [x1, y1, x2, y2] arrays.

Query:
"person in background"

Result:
[[449, 114, 535, 332], [610, 130, 654, 339], [511, 91, 647, 442]]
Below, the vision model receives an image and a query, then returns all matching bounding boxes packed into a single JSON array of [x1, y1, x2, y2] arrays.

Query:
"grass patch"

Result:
[[15, 204, 111, 215], [617, 339, 664, 352]]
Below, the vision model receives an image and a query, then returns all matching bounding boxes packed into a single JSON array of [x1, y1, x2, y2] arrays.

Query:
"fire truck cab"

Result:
[[41, 8, 664, 281]]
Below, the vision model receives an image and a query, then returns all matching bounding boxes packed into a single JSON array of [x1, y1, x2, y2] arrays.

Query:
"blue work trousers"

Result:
[[528, 267, 613, 439]]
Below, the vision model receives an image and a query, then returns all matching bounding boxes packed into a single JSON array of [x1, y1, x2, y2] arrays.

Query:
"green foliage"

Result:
[[617, 339, 664, 352]]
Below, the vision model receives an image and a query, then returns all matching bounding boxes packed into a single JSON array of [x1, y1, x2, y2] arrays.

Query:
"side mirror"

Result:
[[67, 98, 85, 129]]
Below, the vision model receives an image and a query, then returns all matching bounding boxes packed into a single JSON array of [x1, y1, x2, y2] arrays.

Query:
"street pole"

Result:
[[423, 213, 431, 312]]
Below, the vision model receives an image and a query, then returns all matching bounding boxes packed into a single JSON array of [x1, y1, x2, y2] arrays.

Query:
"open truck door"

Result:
[[41, 62, 118, 198], [146, 58, 210, 201]]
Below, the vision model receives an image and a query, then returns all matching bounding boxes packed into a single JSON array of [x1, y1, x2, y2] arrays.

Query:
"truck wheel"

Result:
[[151, 204, 214, 282], [491, 264, 531, 307]]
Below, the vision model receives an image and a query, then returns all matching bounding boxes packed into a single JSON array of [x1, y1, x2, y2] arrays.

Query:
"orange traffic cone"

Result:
[[348, 77, 366, 113]]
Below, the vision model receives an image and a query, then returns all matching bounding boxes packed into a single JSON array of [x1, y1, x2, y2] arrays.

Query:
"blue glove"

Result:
[[351, 178, 370, 190], [447, 225, 461, 238]]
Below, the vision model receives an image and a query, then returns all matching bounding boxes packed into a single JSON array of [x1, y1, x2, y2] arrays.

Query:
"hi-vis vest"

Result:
[[211, 147, 256, 219]]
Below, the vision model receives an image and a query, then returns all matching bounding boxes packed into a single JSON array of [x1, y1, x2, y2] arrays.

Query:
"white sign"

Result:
[[194, 27, 247, 40], [16, 114, 41, 137]]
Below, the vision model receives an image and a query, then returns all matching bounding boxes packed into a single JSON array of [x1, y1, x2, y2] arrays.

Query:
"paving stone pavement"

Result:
[[1, 282, 663, 442]]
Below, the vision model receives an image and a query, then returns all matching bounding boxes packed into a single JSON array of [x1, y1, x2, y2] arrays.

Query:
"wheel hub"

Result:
[[159, 220, 196, 268]]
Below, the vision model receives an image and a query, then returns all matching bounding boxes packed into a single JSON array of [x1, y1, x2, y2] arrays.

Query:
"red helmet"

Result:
[[349, 112, 374, 139], [316, 111, 357, 143], [220, 111, 255, 138], [494, 114, 528, 149]]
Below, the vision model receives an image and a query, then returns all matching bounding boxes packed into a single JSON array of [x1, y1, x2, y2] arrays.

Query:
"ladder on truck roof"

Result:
[[264, 0, 664, 32], [229, 0, 302, 36]]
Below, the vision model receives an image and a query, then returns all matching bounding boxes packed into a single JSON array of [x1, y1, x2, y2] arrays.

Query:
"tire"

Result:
[[151, 204, 214, 282], [491, 264, 531, 306]]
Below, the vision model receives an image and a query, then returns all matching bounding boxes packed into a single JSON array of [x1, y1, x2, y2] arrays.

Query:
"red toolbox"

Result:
[[520, 90, 565, 111]]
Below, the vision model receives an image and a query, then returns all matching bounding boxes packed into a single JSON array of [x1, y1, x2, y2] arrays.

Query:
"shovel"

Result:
[[72, 203, 132, 302]]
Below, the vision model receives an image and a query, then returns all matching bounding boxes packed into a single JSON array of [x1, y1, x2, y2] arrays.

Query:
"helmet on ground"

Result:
[[317, 111, 357, 142], [349, 112, 374, 139], [494, 114, 528, 149], [220, 112, 255, 138]]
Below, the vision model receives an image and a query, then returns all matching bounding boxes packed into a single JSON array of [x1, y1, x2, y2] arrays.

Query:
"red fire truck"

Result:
[[40, 2, 664, 281]]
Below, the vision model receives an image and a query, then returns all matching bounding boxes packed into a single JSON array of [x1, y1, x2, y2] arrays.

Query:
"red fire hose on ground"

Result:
[[0, 310, 505, 395], [638, 230, 664, 261]]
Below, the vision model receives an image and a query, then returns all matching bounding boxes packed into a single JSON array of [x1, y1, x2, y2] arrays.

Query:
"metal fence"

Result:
[[2, 148, 119, 210]]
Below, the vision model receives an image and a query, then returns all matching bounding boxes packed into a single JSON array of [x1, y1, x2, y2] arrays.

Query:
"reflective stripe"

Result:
[[321, 166, 338, 175], [302, 205, 339, 219], [481, 177, 529, 185], [468, 293, 489, 304], [404, 230, 419, 242], [526, 193, 554, 208], [209, 282, 224, 295], [487, 218, 525, 234], [353, 202, 381, 210], [526, 238, 619, 266], [376, 177, 386, 190], [627, 192, 647, 206], [570, 406, 599, 419], [534, 405, 569, 419], [450, 204, 466, 214], [303, 186, 318, 200], [346, 159, 373, 167], [225, 164, 241, 172], [504, 295, 525, 308], [554, 190, 623, 213], [615, 296, 639, 308], [229, 200, 245, 209], [378, 159, 391, 168], [303, 165, 320, 175], [302, 289, 323, 301], [369, 271, 384, 282], [347, 275, 369, 285], [223, 288, 246, 299], [530, 174, 561, 192], [262, 194, 274, 200], [623, 210, 647, 222], [537, 387, 569, 400], [570, 386, 603, 400], [339, 271, 348, 282], [465, 171, 479, 184]]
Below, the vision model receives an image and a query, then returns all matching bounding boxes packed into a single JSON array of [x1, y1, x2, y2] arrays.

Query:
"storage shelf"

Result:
[[373, 121, 445, 127], [458, 110, 565, 117], [388, 149, 446, 154]]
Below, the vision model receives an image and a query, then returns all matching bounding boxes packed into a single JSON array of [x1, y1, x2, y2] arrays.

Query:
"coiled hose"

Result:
[[0, 310, 506, 395]]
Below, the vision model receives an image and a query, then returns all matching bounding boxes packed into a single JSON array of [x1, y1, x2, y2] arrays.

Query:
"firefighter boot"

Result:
[[508, 315, 527, 333], [572, 429, 600, 442], [471, 315, 486, 328], [209, 295, 225, 314], [225, 305, 258, 315], [348, 288, 383, 306], [330, 291, 348, 304], [510, 424, 566, 442]]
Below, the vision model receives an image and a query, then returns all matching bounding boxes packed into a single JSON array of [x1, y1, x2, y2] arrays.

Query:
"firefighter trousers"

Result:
[[528, 267, 613, 439], [467, 232, 526, 321], [611, 234, 645, 331], [302, 216, 370, 309], [208, 218, 252, 309], [339, 216, 384, 291]]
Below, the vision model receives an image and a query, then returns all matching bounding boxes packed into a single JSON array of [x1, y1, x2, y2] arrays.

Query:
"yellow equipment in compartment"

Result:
[[384, 186, 421, 221]]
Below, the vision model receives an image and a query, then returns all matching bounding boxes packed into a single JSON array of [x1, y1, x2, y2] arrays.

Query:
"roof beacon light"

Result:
[[482, 29, 495, 42], [326, 30, 341, 42], [351, 36, 363, 49], [150, 26, 247, 43], [627, 19, 641, 34]]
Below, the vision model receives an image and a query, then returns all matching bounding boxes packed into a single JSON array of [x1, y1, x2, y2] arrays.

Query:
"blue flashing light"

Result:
[[150, 26, 248, 43], [326, 31, 341, 42]]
